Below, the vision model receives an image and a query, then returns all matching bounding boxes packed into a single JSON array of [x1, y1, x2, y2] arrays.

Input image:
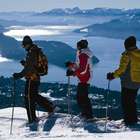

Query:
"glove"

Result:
[[13, 73, 21, 80], [66, 69, 74, 76], [107, 72, 115, 80], [20, 60, 26, 66], [65, 61, 73, 68]]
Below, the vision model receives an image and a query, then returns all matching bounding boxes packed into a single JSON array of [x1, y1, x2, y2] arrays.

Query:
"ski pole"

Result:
[[105, 80, 111, 132], [36, 105, 40, 118], [67, 76, 71, 116], [10, 78, 16, 135], [67, 76, 74, 130]]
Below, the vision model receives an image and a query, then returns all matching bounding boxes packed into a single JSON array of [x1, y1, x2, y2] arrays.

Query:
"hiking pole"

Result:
[[10, 78, 16, 135], [67, 76, 74, 130], [105, 80, 111, 132], [36, 104, 40, 118], [67, 76, 71, 116]]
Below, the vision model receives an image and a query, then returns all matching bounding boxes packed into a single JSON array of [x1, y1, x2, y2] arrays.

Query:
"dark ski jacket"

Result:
[[18, 44, 40, 81]]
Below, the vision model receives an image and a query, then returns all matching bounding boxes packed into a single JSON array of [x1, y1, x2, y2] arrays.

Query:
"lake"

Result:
[[2, 25, 140, 91]]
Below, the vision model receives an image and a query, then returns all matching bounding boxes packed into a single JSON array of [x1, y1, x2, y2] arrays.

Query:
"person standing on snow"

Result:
[[66, 39, 93, 120], [13, 35, 55, 124], [107, 36, 140, 126]]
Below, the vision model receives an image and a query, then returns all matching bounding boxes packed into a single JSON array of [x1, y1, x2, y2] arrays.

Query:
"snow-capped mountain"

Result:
[[1, 8, 140, 27], [37, 7, 140, 16], [0, 7, 140, 17], [38, 7, 82, 16]]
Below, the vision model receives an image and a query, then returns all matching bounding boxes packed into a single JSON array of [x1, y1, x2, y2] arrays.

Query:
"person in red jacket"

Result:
[[66, 39, 93, 120]]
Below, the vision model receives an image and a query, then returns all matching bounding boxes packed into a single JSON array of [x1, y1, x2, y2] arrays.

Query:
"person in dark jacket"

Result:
[[66, 40, 93, 120], [107, 36, 140, 126], [13, 35, 55, 124]]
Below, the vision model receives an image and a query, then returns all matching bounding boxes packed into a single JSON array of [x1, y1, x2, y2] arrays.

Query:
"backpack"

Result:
[[37, 49, 48, 76]]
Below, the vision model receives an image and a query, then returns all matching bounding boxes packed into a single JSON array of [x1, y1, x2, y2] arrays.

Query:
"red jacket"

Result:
[[72, 48, 93, 84]]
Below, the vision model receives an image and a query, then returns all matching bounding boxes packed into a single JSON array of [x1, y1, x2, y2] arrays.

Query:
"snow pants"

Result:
[[24, 80, 54, 123], [121, 87, 138, 125], [77, 83, 93, 119]]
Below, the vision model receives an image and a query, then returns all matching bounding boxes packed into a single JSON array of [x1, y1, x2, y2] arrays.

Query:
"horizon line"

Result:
[[0, 7, 140, 13]]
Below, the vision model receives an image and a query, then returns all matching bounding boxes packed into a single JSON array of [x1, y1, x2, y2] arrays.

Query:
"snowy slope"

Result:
[[0, 107, 140, 140]]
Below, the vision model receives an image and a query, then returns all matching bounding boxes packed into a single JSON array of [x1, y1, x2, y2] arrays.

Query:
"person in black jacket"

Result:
[[13, 35, 55, 124]]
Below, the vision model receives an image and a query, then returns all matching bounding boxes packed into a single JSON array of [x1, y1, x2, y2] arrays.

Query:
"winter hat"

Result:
[[124, 36, 137, 50], [22, 35, 33, 46], [77, 39, 88, 50]]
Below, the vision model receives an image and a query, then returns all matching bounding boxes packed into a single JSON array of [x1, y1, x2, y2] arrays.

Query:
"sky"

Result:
[[0, 0, 140, 12]]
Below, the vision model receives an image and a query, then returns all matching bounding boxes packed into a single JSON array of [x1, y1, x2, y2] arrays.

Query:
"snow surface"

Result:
[[0, 107, 140, 140]]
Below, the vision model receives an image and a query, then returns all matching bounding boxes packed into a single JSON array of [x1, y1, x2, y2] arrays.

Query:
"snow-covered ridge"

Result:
[[1, 7, 140, 17], [0, 107, 140, 140], [37, 7, 140, 16]]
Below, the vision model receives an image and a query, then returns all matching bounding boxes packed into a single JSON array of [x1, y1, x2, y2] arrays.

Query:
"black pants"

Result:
[[25, 80, 54, 123], [77, 83, 93, 119], [121, 87, 138, 125]]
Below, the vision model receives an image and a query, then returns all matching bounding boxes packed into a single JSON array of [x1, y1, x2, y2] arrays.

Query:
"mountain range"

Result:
[[0, 7, 140, 17], [36, 7, 140, 16], [75, 14, 140, 40], [1, 7, 140, 28]]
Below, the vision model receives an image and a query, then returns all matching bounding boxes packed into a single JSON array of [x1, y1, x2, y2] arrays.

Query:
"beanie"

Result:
[[124, 36, 136, 50], [22, 35, 33, 46], [77, 39, 88, 50]]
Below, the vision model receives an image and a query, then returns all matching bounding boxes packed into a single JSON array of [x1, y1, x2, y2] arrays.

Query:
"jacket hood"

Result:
[[81, 48, 93, 58]]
